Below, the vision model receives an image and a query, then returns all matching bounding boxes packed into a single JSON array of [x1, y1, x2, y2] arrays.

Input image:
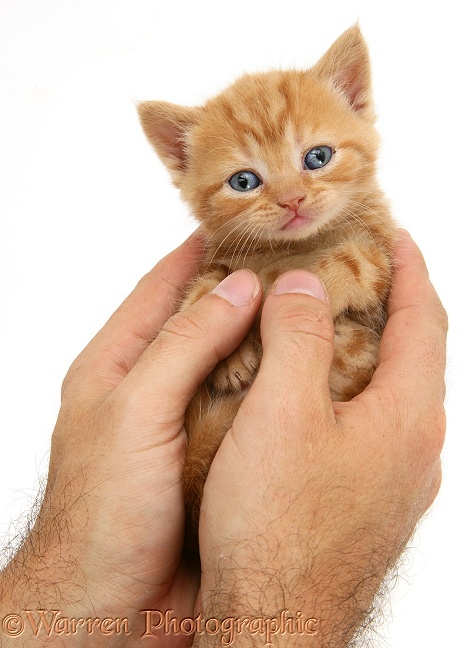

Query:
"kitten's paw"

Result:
[[210, 336, 261, 392]]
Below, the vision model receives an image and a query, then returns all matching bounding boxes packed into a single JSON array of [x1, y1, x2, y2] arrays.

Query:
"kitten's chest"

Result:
[[204, 242, 319, 276], [202, 244, 326, 298]]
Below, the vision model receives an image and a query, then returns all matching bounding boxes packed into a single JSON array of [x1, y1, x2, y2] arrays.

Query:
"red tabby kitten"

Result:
[[138, 25, 397, 554]]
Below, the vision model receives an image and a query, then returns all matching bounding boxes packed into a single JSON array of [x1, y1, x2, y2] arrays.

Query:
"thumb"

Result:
[[251, 270, 335, 419], [112, 269, 262, 432]]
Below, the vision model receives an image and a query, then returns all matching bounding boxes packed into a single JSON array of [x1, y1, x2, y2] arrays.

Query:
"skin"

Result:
[[0, 230, 446, 647]]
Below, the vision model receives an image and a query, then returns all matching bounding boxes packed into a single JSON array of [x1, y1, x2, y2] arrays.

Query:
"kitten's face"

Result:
[[139, 26, 378, 245], [182, 72, 378, 245]]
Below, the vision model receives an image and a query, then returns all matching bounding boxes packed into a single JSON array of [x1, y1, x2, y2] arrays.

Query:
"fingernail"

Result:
[[273, 270, 327, 302], [211, 270, 260, 306]]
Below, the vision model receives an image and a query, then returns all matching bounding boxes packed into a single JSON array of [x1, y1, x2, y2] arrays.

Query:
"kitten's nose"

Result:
[[278, 193, 306, 211]]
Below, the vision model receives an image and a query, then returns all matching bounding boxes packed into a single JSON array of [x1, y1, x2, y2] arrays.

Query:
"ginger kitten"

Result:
[[138, 25, 397, 554]]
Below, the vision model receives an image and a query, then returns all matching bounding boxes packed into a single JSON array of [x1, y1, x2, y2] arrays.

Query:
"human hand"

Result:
[[0, 232, 265, 646], [196, 231, 447, 647]]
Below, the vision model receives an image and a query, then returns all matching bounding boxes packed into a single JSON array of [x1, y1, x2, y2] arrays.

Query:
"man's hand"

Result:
[[196, 231, 447, 646], [0, 233, 264, 646]]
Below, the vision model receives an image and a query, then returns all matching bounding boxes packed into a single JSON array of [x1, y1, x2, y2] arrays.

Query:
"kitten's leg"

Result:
[[181, 265, 262, 393], [180, 265, 229, 311], [330, 315, 379, 401]]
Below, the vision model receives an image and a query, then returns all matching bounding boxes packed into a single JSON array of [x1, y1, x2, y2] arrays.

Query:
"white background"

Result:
[[0, 1, 472, 645]]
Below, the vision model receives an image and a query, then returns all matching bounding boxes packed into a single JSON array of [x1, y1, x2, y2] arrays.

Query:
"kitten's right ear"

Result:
[[137, 101, 200, 186]]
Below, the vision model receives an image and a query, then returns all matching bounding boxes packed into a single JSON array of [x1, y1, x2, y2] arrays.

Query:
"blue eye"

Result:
[[304, 146, 333, 170], [229, 170, 262, 192]]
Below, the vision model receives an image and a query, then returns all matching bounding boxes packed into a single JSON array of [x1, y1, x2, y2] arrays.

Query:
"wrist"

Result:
[[0, 562, 139, 648], [196, 532, 392, 648], [0, 518, 137, 647]]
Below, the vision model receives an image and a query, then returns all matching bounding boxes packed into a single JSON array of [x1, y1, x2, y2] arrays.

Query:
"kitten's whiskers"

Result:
[[233, 222, 262, 269], [229, 222, 255, 270], [205, 215, 249, 269]]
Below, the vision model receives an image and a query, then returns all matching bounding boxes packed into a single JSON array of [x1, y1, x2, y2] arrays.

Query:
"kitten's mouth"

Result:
[[281, 211, 312, 232]]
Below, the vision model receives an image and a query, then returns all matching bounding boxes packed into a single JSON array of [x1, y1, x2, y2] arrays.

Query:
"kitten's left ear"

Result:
[[137, 100, 200, 186], [310, 25, 374, 119]]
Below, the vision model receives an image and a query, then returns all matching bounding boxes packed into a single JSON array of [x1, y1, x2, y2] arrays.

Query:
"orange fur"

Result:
[[138, 25, 397, 556]]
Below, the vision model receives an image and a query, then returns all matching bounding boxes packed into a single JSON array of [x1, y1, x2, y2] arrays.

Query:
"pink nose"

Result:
[[278, 194, 306, 211]]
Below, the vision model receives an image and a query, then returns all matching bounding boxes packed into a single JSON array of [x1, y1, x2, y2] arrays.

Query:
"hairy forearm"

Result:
[[0, 512, 86, 647], [0, 559, 130, 648], [0, 485, 118, 647], [194, 530, 403, 648]]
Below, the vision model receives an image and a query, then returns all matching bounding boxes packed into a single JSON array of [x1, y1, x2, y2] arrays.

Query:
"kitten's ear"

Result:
[[137, 101, 200, 186], [310, 25, 373, 118]]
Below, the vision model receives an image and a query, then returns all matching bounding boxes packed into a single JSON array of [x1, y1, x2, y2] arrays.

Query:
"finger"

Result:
[[248, 270, 336, 425], [112, 269, 263, 431], [352, 230, 448, 449], [64, 230, 205, 396]]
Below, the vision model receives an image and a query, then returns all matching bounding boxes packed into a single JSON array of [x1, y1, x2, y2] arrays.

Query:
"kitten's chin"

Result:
[[275, 203, 343, 242], [281, 214, 312, 232], [276, 210, 321, 241]]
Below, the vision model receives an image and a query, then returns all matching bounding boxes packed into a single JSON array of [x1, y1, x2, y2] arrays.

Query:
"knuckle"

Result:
[[426, 460, 443, 508], [60, 358, 84, 399], [426, 280, 448, 334], [436, 300, 449, 335], [161, 308, 212, 343], [411, 402, 446, 471], [159, 309, 221, 367], [427, 402, 447, 458], [276, 303, 334, 347]]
